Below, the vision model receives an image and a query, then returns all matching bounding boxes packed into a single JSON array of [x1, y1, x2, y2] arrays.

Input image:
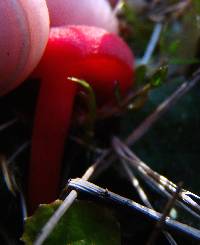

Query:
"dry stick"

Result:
[[91, 21, 163, 121], [0, 118, 18, 132], [122, 160, 151, 207], [68, 178, 200, 241], [1, 140, 30, 196], [126, 68, 200, 146], [19, 191, 28, 221], [121, 161, 177, 245], [139, 22, 163, 66], [113, 0, 124, 16], [7, 141, 30, 219], [35, 149, 110, 245], [115, 141, 176, 244], [146, 182, 183, 245], [96, 21, 163, 120], [35, 68, 200, 245], [34, 68, 200, 245], [94, 68, 200, 179], [82, 150, 110, 180], [7, 141, 30, 166], [69, 135, 106, 154], [0, 157, 15, 194], [97, 83, 151, 120], [34, 150, 110, 245], [0, 142, 30, 225], [149, 0, 192, 21], [113, 137, 200, 218], [34, 190, 78, 245]]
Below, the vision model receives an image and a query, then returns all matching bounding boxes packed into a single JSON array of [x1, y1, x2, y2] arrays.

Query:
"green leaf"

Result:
[[121, 1, 136, 24], [160, 2, 200, 66], [68, 77, 96, 121], [22, 201, 120, 245], [168, 40, 180, 55], [120, 0, 153, 56], [68, 77, 96, 139], [135, 65, 147, 85], [169, 58, 200, 65], [149, 65, 168, 88]]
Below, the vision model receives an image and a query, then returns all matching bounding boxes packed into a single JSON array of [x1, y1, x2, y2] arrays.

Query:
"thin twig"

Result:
[[112, 137, 200, 218], [82, 150, 111, 180], [69, 135, 106, 154], [34, 149, 111, 245], [34, 69, 200, 244], [19, 191, 28, 220], [76, 15, 162, 124], [96, 83, 151, 120], [113, 0, 124, 16], [149, 0, 192, 22], [147, 182, 183, 245], [0, 157, 16, 195], [1, 142, 30, 222], [68, 178, 200, 242], [0, 141, 30, 193], [34, 190, 78, 245], [122, 160, 177, 245], [139, 22, 163, 65], [126, 68, 200, 145], [84, 21, 163, 121], [92, 68, 200, 180], [7, 141, 30, 166], [122, 160, 152, 207], [0, 118, 18, 132]]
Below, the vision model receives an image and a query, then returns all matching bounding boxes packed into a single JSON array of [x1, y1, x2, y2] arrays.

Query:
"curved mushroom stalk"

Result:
[[29, 75, 77, 211], [28, 25, 134, 212]]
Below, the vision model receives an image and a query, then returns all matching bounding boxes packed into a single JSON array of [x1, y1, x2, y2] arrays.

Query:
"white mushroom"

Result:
[[45, 0, 118, 33], [0, 0, 49, 95]]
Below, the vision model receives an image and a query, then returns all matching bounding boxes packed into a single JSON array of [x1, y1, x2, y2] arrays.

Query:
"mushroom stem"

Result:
[[27, 25, 134, 213], [28, 75, 77, 212]]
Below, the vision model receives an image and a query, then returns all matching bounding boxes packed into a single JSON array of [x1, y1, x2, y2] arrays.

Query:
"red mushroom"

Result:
[[28, 25, 134, 212]]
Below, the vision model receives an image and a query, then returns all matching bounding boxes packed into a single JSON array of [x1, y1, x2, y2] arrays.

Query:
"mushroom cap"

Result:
[[0, 0, 49, 95], [34, 25, 134, 104], [45, 0, 118, 33]]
